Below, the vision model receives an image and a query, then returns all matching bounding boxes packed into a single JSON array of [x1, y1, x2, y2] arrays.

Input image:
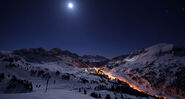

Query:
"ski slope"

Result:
[[0, 89, 94, 99]]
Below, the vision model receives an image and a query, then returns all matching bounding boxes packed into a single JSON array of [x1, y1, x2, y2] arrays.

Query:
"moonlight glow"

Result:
[[68, 3, 73, 8]]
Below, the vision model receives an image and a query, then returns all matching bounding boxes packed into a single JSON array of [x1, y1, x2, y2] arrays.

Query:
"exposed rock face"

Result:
[[107, 43, 185, 98]]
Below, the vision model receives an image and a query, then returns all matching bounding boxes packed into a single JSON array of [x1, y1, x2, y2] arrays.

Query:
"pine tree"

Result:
[[84, 89, 87, 94], [79, 88, 81, 92], [99, 94, 101, 98], [105, 94, 111, 99], [90, 92, 99, 98]]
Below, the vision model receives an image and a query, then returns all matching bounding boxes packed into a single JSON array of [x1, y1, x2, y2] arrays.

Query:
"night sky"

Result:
[[0, 0, 185, 58]]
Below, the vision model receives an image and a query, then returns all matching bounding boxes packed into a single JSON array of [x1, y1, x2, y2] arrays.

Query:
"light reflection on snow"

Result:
[[124, 56, 138, 62], [84, 67, 167, 99]]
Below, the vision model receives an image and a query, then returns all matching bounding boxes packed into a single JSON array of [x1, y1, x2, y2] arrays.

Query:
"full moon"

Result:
[[68, 3, 73, 8]]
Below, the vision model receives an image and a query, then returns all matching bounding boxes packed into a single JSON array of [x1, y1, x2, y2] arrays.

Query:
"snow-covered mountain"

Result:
[[106, 43, 185, 99], [1, 43, 184, 99], [80, 55, 109, 67], [12, 48, 87, 68], [0, 48, 156, 99]]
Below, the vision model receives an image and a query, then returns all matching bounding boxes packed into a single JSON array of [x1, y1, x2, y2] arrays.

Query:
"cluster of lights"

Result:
[[85, 67, 166, 99]]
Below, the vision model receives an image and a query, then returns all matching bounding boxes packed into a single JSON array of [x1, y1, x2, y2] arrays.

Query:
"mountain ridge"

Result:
[[106, 43, 185, 98], [0, 43, 185, 99]]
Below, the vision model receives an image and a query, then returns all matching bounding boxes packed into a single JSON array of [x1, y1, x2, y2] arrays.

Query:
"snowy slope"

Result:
[[0, 48, 157, 99], [0, 89, 94, 99], [107, 43, 185, 99]]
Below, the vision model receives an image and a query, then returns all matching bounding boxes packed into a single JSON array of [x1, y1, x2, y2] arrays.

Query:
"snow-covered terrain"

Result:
[[107, 43, 185, 99], [1, 43, 184, 99], [0, 48, 157, 99], [0, 89, 94, 99]]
